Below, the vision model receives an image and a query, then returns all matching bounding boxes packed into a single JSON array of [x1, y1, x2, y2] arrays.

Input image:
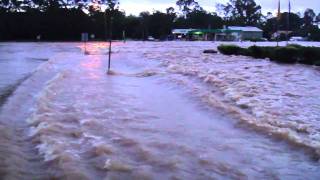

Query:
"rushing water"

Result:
[[0, 42, 319, 179], [0, 43, 80, 106], [137, 41, 320, 157]]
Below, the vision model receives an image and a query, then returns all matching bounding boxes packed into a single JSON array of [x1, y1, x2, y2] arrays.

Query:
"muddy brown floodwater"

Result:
[[0, 42, 319, 179]]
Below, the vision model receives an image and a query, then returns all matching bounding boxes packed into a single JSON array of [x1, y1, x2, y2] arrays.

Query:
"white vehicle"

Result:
[[147, 36, 155, 41], [289, 36, 305, 41]]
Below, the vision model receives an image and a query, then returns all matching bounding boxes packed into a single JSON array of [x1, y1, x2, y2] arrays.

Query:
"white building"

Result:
[[227, 26, 263, 40], [172, 29, 195, 39]]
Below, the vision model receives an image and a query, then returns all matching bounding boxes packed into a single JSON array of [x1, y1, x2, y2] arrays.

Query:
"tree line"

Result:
[[0, 0, 320, 41]]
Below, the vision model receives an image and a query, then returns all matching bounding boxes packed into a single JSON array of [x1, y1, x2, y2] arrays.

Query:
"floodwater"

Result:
[[0, 43, 79, 106], [0, 42, 319, 179]]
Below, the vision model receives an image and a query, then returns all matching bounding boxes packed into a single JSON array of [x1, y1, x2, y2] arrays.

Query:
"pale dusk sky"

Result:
[[118, 0, 320, 16]]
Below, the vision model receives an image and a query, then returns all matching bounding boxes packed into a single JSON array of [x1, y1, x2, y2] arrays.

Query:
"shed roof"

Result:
[[172, 29, 195, 34], [228, 26, 263, 32], [188, 29, 242, 34]]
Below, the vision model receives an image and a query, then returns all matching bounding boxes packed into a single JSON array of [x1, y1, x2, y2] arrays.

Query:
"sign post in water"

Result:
[[81, 33, 89, 54], [107, 17, 113, 74]]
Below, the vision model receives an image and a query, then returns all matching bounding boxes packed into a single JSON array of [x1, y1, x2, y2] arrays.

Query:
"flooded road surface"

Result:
[[0, 42, 319, 179], [0, 43, 80, 106], [137, 41, 320, 157]]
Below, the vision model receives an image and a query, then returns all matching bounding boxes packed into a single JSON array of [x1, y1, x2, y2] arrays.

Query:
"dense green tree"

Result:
[[262, 12, 303, 39], [139, 11, 150, 40], [0, 0, 26, 11], [147, 11, 176, 39], [217, 0, 262, 26], [301, 8, 319, 39], [123, 15, 141, 39], [309, 28, 320, 41], [303, 8, 316, 27], [0, 0, 320, 41], [176, 0, 201, 15], [176, 10, 223, 29], [316, 13, 320, 24], [279, 12, 303, 31], [137, 10, 177, 40]]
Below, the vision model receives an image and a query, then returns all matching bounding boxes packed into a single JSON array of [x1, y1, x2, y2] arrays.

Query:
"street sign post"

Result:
[[107, 17, 113, 73], [123, 30, 126, 43], [81, 33, 89, 54]]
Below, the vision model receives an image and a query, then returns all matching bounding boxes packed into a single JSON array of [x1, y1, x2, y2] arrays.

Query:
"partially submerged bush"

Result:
[[217, 45, 247, 55], [287, 44, 303, 48], [271, 46, 299, 63], [300, 47, 320, 65], [314, 61, 320, 66], [217, 44, 320, 66], [203, 49, 217, 54], [248, 46, 266, 58]]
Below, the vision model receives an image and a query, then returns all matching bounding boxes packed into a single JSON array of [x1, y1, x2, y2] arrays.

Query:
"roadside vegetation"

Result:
[[217, 44, 320, 66], [0, 0, 320, 41]]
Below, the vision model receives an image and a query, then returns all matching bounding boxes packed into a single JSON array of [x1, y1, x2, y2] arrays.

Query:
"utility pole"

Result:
[[286, 0, 291, 45], [104, 0, 118, 74], [104, 12, 107, 41], [108, 16, 113, 73], [123, 30, 126, 43], [276, 0, 281, 47]]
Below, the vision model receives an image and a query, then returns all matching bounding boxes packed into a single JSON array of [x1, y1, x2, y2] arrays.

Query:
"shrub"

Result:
[[218, 45, 247, 55], [271, 46, 299, 63], [262, 46, 276, 58], [248, 46, 265, 58], [300, 47, 320, 65], [203, 49, 217, 54], [238, 48, 250, 56], [217, 44, 320, 66], [287, 44, 303, 48], [314, 61, 320, 66]]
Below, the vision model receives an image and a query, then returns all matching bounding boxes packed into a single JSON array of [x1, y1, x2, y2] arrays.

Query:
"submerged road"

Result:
[[0, 42, 319, 179]]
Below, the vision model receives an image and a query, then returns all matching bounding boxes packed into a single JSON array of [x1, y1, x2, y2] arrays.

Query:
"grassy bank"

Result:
[[217, 44, 320, 66]]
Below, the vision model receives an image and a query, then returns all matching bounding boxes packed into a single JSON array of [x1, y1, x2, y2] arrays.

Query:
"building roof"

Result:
[[187, 29, 242, 34], [172, 29, 195, 34], [228, 26, 263, 32]]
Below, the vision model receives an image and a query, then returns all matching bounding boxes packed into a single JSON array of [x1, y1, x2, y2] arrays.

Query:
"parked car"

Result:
[[147, 36, 155, 41], [289, 36, 305, 41]]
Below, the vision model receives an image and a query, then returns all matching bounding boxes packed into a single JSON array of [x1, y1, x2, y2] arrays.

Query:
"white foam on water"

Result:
[[120, 41, 320, 157], [1, 42, 320, 179]]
